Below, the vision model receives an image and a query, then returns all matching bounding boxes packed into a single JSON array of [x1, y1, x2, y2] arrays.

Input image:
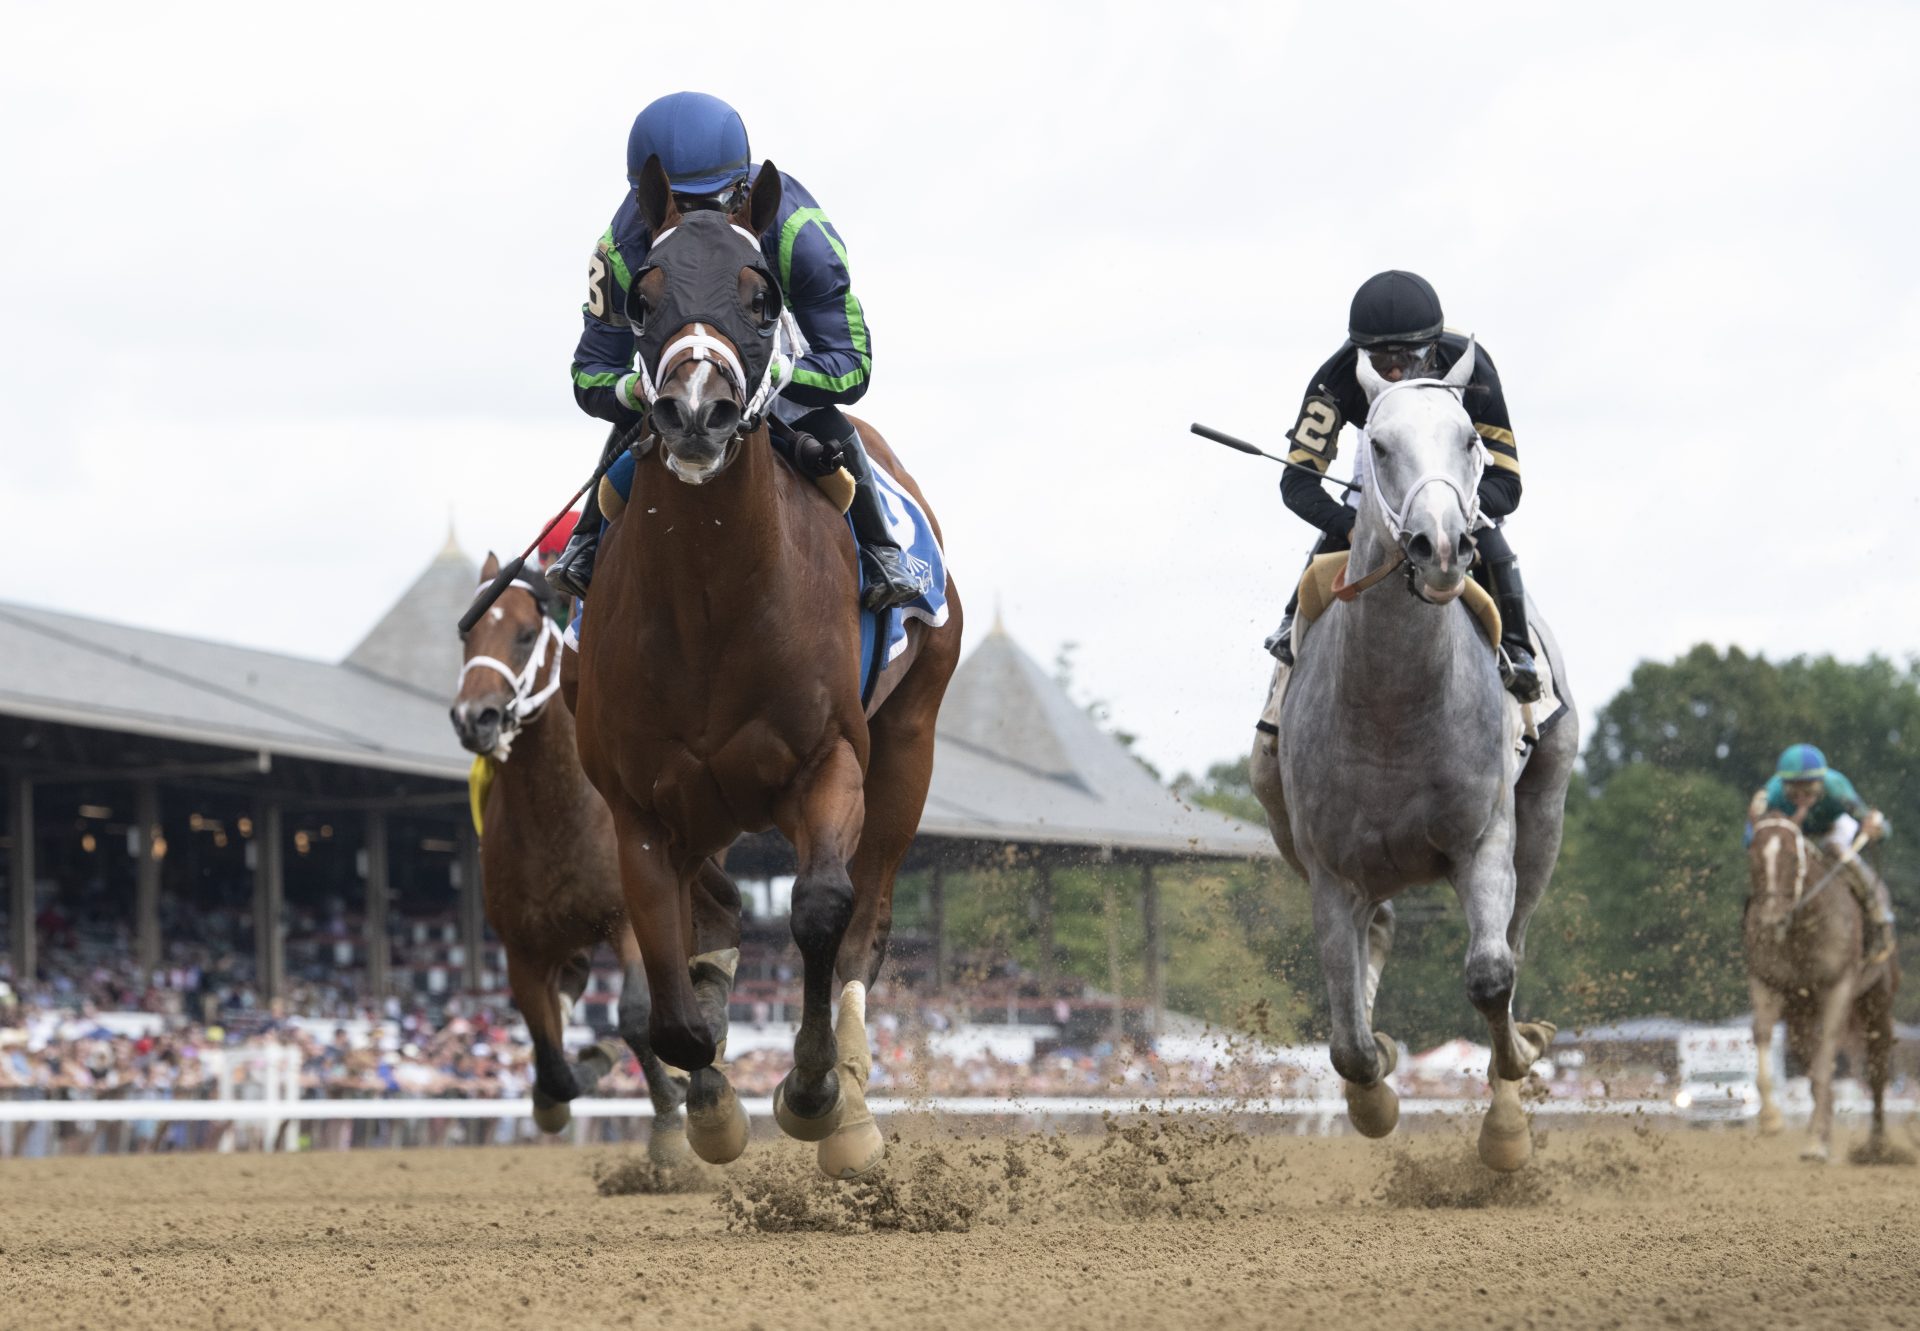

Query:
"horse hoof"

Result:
[[530, 1097, 572, 1134], [1799, 1141, 1832, 1165], [1479, 1080, 1532, 1172], [817, 1117, 885, 1180], [774, 1072, 843, 1143], [647, 1114, 695, 1168], [685, 1074, 748, 1165], [1756, 1107, 1783, 1137], [1343, 1079, 1400, 1138]]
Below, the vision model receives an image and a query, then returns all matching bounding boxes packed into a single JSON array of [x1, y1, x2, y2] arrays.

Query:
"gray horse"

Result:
[[1250, 345, 1579, 1171]]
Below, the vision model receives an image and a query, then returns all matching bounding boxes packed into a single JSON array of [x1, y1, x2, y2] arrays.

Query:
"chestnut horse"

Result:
[[451, 559, 689, 1162], [1745, 813, 1899, 1162], [572, 155, 963, 1178]]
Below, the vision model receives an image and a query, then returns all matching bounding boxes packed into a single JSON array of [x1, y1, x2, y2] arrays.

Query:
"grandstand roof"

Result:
[[0, 553, 1273, 859]]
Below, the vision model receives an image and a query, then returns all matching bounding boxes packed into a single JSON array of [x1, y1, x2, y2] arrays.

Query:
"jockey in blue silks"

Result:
[[548, 91, 928, 612]]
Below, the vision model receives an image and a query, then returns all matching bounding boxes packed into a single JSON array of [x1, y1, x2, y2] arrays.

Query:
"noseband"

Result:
[[1334, 379, 1486, 603], [459, 581, 563, 762]]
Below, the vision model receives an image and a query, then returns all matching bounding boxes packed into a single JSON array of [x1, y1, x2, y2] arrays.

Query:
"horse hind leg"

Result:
[[614, 924, 691, 1167], [1312, 882, 1399, 1138], [1801, 979, 1855, 1164]]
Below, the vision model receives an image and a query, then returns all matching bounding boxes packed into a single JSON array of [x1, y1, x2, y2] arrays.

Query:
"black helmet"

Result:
[[1348, 270, 1444, 346]]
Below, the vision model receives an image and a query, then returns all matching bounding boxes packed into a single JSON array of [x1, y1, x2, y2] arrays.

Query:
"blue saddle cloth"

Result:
[[573, 449, 949, 706]]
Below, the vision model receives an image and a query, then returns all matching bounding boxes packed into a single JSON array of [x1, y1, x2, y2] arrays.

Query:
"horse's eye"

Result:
[[629, 294, 649, 333], [751, 290, 765, 314], [515, 627, 537, 647]]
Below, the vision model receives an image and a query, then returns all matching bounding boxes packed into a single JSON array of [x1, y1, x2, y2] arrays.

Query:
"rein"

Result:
[[459, 580, 564, 762], [1333, 379, 1486, 603]]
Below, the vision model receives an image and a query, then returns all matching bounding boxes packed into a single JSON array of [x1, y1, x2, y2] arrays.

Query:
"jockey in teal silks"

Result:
[[1748, 743, 1896, 962], [547, 91, 928, 613]]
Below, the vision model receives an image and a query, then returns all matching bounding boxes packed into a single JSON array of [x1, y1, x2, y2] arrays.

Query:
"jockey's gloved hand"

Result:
[[1865, 810, 1889, 841], [792, 430, 848, 478]]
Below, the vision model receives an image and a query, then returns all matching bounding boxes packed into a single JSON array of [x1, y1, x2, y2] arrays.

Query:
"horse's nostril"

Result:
[[652, 398, 687, 433], [1456, 533, 1474, 561], [700, 399, 740, 435], [1408, 534, 1434, 562], [475, 707, 502, 732]]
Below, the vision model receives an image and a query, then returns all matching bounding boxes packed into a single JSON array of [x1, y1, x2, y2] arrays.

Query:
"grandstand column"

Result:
[[1140, 863, 1163, 1039], [134, 780, 161, 976], [456, 821, 483, 993], [1035, 863, 1056, 982], [929, 864, 948, 993], [7, 774, 33, 984], [1103, 877, 1124, 1041], [364, 810, 390, 1000], [252, 801, 286, 1002]]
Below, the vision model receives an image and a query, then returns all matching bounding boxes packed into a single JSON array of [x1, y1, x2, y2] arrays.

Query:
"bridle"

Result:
[[458, 579, 563, 762], [1333, 378, 1486, 603]]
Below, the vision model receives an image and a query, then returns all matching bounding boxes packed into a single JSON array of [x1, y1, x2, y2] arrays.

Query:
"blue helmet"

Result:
[[626, 92, 751, 195], [1776, 743, 1828, 781]]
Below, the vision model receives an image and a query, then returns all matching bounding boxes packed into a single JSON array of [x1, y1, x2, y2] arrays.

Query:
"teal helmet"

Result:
[[1775, 743, 1828, 781]]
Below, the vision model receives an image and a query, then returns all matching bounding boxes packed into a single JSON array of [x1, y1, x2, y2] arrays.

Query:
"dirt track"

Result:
[[3, 1116, 1917, 1331]]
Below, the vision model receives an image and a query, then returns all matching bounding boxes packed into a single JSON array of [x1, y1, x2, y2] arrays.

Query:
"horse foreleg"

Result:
[[1750, 978, 1785, 1136], [613, 924, 690, 1166], [1858, 981, 1895, 1146], [773, 740, 865, 1143], [509, 951, 585, 1134], [1801, 976, 1855, 1163], [1453, 832, 1551, 1172], [680, 857, 748, 1162], [1312, 879, 1399, 1138]]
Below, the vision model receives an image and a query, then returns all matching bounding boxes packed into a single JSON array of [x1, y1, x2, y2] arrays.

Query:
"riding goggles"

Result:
[[1364, 343, 1437, 377]]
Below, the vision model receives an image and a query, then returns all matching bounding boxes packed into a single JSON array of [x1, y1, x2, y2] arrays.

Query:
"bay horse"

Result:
[[1745, 812, 1899, 1162], [451, 559, 689, 1163], [571, 155, 963, 1178], [1250, 346, 1580, 1171]]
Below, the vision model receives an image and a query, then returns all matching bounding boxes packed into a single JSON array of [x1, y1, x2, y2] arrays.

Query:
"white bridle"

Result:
[[1361, 378, 1487, 544], [458, 579, 563, 762]]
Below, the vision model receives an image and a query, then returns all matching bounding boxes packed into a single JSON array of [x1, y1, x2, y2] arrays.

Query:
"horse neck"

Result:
[[1328, 521, 1483, 713], [1747, 824, 1858, 969], [493, 688, 584, 800]]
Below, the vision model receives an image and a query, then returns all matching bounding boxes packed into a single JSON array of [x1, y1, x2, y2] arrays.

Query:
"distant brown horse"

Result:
[[451, 559, 689, 1162], [572, 155, 963, 1178], [1745, 813, 1899, 1162]]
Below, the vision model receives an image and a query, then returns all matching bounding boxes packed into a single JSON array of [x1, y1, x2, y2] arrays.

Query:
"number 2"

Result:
[[1292, 398, 1339, 457]]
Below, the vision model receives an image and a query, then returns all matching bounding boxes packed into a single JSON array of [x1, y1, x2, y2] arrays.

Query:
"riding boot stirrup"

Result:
[[841, 432, 931, 613], [545, 528, 599, 601], [1486, 556, 1543, 704], [1265, 611, 1297, 667]]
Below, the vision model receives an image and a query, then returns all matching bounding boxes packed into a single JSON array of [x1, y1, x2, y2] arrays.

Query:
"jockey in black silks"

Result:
[[1267, 270, 1542, 703], [548, 90, 928, 613]]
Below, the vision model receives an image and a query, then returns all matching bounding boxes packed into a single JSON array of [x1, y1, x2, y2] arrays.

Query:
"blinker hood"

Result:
[[631, 211, 783, 400]]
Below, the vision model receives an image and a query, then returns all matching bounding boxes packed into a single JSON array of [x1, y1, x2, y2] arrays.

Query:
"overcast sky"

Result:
[[3, 1, 1915, 780]]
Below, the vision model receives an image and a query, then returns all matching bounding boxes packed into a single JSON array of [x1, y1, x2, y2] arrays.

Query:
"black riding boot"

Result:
[[795, 407, 929, 612], [1483, 555, 1542, 703], [544, 424, 630, 600]]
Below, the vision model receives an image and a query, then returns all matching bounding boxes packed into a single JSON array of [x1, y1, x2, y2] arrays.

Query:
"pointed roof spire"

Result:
[[343, 537, 480, 696]]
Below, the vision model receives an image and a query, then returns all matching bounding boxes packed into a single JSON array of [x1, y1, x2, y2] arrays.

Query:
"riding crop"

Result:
[[457, 419, 649, 635], [1189, 422, 1362, 492]]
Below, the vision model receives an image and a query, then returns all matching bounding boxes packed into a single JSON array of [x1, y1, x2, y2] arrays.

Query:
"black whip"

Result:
[[1189, 422, 1361, 493]]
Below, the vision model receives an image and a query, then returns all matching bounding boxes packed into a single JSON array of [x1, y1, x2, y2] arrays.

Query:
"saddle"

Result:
[[1259, 553, 1566, 758]]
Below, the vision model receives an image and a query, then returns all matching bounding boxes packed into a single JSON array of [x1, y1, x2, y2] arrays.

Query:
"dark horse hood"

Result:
[[629, 209, 784, 403]]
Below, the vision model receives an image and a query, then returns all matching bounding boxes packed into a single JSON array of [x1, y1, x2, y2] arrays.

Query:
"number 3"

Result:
[[586, 254, 610, 319]]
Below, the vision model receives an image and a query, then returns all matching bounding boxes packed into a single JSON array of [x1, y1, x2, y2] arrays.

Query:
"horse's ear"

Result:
[[744, 161, 782, 237], [481, 550, 500, 580], [1442, 338, 1476, 390], [1355, 347, 1390, 403], [636, 153, 676, 233]]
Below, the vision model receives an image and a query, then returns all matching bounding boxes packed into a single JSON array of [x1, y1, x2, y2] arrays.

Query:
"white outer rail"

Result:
[[0, 1095, 1703, 1123]]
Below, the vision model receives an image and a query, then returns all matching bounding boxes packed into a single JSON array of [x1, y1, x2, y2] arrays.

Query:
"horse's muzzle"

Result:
[[449, 701, 502, 756], [1404, 525, 1474, 602]]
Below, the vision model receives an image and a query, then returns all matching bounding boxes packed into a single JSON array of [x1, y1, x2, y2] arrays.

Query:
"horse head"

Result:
[[1354, 344, 1485, 603], [1747, 813, 1808, 934], [628, 153, 787, 485], [451, 551, 562, 760]]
